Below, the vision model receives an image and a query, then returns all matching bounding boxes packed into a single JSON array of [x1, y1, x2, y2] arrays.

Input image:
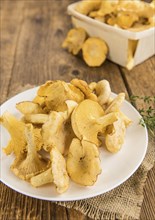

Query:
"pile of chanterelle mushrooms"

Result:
[[0, 79, 132, 193]]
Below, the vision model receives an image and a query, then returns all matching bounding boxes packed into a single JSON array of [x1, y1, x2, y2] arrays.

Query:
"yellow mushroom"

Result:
[[118, 111, 132, 127], [0, 111, 26, 157], [148, 15, 155, 27], [33, 95, 45, 108], [67, 138, 101, 186], [105, 117, 126, 153], [37, 80, 84, 112], [51, 147, 69, 193], [24, 114, 49, 124], [42, 100, 78, 154], [94, 16, 106, 23], [75, 0, 101, 15], [71, 78, 97, 101], [95, 0, 118, 17], [30, 168, 53, 187], [11, 124, 50, 180], [71, 99, 118, 146], [118, 1, 155, 18], [62, 28, 87, 55], [95, 80, 111, 106], [31, 146, 69, 193], [107, 15, 117, 26], [33, 128, 44, 151], [116, 11, 139, 29], [16, 101, 44, 115], [82, 37, 108, 67], [89, 82, 97, 91], [105, 93, 125, 114]]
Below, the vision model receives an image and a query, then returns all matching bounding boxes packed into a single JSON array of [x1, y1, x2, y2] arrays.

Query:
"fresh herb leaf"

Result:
[[130, 95, 155, 136]]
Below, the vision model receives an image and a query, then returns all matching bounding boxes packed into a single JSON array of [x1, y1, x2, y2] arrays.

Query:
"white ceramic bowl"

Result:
[[68, 2, 155, 68]]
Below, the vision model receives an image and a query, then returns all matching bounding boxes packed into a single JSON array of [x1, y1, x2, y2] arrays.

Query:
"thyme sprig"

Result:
[[130, 95, 155, 136]]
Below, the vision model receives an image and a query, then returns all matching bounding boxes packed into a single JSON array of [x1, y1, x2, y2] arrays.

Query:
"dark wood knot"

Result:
[[58, 64, 71, 75], [55, 29, 63, 37], [33, 15, 44, 24], [72, 70, 80, 76]]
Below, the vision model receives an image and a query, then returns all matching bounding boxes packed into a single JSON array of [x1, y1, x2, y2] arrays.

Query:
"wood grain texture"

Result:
[[120, 56, 155, 97], [140, 167, 155, 220], [0, 181, 91, 220], [0, 0, 24, 104], [0, 1, 154, 220]]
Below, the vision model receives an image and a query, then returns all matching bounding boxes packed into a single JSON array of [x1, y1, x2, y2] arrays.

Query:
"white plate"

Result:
[[0, 87, 148, 201]]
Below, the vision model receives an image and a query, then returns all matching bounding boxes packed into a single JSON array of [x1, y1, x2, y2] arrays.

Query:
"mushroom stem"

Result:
[[96, 112, 118, 127], [105, 93, 125, 114], [30, 168, 53, 187], [25, 114, 49, 124]]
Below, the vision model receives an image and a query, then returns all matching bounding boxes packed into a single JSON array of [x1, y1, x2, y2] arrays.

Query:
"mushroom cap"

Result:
[[71, 78, 97, 101], [97, 0, 118, 17], [33, 95, 45, 108], [75, 0, 101, 15], [82, 37, 108, 67], [89, 82, 97, 91], [71, 99, 104, 146], [116, 11, 139, 29], [62, 28, 87, 55], [95, 80, 111, 106], [16, 101, 44, 115], [37, 80, 84, 112], [1, 111, 26, 157], [118, 1, 155, 18], [67, 138, 101, 186]]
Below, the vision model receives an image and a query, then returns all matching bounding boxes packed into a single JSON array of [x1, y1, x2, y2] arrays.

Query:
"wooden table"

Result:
[[0, 1, 155, 219]]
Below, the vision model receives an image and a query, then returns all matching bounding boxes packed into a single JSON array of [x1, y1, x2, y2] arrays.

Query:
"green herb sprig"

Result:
[[130, 95, 155, 136]]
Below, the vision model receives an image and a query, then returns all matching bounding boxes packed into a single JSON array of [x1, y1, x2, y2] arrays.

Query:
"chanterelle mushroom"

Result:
[[71, 99, 118, 146], [82, 37, 108, 67], [24, 113, 49, 124], [89, 82, 97, 91], [42, 100, 78, 154], [67, 138, 101, 186], [37, 80, 84, 111], [95, 80, 111, 106], [105, 93, 125, 114], [62, 28, 87, 55], [51, 147, 69, 193], [0, 111, 26, 157], [30, 168, 53, 187], [16, 101, 44, 115], [11, 124, 50, 180], [71, 78, 97, 101], [31, 146, 70, 193], [0, 111, 44, 155], [75, 0, 101, 15], [33, 95, 45, 108], [105, 117, 126, 153]]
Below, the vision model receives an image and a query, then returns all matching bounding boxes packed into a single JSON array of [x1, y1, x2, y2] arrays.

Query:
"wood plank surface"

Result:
[[0, 0, 24, 103], [0, 1, 154, 220]]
